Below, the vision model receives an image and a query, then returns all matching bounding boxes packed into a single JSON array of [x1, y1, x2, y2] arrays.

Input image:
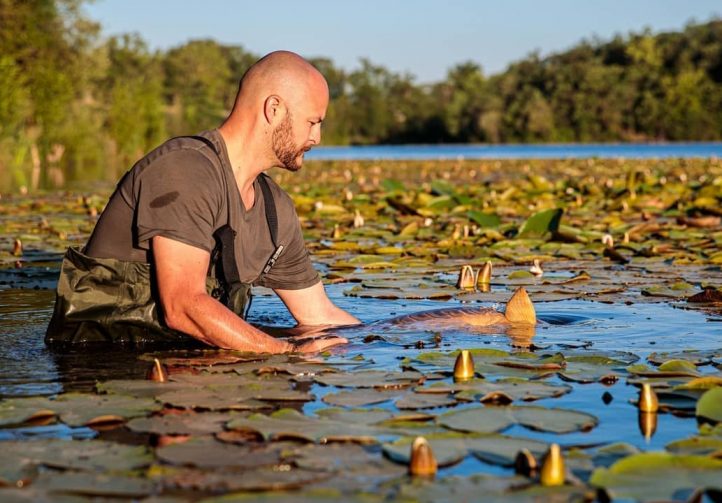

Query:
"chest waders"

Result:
[[45, 137, 282, 349]]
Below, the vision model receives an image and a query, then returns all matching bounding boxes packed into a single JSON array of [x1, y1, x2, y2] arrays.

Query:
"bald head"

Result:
[[232, 51, 328, 113]]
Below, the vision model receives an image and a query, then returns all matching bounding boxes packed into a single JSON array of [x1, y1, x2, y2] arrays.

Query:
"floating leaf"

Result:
[[697, 387, 722, 423], [590, 452, 722, 501], [225, 408, 394, 444], [518, 208, 563, 238], [467, 210, 500, 228], [439, 405, 597, 434]]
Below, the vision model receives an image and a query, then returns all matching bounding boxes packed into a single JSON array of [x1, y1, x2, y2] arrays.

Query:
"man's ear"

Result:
[[263, 95, 282, 124]]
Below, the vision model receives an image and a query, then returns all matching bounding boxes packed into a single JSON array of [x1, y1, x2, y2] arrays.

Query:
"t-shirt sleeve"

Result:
[[133, 150, 223, 252], [256, 205, 320, 290]]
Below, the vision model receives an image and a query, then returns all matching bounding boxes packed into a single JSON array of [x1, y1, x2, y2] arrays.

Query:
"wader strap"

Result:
[[258, 173, 284, 275]]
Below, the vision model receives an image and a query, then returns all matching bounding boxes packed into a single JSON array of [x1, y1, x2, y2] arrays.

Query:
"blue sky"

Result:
[[85, 0, 721, 83]]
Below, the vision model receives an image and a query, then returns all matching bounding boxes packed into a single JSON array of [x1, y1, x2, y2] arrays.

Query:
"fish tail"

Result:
[[504, 287, 536, 324]]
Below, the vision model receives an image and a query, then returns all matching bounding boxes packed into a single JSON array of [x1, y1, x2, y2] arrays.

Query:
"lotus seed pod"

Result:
[[147, 358, 168, 383], [409, 436, 437, 477], [514, 448, 538, 477], [638, 411, 657, 442], [638, 383, 659, 413], [539, 443, 565, 486], [477, 261, 492, 286], [456, 265, 476, 289], [453, 350, 475, 381]]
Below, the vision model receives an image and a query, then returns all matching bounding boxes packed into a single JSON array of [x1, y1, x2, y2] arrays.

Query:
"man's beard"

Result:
[[272, 113, 307, 172]]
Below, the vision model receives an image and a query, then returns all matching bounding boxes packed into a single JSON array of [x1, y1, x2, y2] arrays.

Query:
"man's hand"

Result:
[[152, 236, 347, 353], [285, 334, 348, 353]]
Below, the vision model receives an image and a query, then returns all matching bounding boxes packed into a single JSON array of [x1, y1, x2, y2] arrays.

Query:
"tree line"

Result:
[[1, 0, 722, 190]]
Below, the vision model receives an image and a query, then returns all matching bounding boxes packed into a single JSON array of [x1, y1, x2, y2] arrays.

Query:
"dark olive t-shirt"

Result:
[[85, 130, 320, 290]]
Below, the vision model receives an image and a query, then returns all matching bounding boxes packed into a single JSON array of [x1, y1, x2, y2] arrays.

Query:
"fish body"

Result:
[[383, 287, 536, 330]]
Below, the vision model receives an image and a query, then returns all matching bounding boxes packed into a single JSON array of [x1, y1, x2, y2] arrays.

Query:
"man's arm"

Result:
[[275, 281, 361, 327], [152, 236, 347, 352]]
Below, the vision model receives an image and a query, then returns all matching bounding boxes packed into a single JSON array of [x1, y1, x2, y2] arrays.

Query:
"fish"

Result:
[[382, 287, 536, 330], [273, 287, 537, 346]]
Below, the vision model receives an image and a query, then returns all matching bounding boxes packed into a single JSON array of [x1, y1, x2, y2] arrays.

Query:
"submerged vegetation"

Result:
[[1, 158, 721, 500], [2, 0, 722, 190]]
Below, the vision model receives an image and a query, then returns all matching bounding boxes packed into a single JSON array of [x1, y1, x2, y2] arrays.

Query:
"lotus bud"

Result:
[[623, 232, 630, 244], [12, 238, 22, 257], [477, 261, 492, 286], [638, 383, 659, 413], [332, 224, 343, 239], [453, 350, 475, 381], [463, 225, 470, 238], [409, 436, 437, 477], [353, 210, 364, 228], [539, 443, 565, 486], [423, 217, 433, 227], [345, 189, 353, 201], [514, 448, 538, 477], [529, 259, 543, 277], [452, 224, 462, 240], [602, 234, 614, 248], [313, 201, 323, 211], [456, 265, 476, 289], [147, 358, 168, 383], [638, 411, 657, 442]]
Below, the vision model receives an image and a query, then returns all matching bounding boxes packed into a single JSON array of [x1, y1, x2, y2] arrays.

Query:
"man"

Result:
[[46, 51, 357, 353]]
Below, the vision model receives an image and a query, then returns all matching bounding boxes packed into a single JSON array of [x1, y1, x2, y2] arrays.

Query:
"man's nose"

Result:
[[310, 125, 321, 145]]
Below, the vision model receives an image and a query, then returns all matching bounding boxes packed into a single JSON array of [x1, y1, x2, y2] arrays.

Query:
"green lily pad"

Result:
[[314, 370, 424, 389], [439, 405, 597, 434], [322, 389, 403, 407], [225, 408, 393, 444], [518, 208, 563, 238], [395, 392, 457, 410], [590, 452, 722, 501], [420, 378, 572, 403], [467, 210, 501, 228], [126, 411, 241, 435], [0, 392, 160, 427], [157, 436, 287, 468], [0, 439, 152, 485], [697, 387, 722, 423], [160, 466, 330, 493], [31, 471, 155, 498], [666, 436, 722, 456]]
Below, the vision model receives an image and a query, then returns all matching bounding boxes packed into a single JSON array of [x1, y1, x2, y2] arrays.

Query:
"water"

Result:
[[2, 273, 718, 458], [306, 142, 722, 161]]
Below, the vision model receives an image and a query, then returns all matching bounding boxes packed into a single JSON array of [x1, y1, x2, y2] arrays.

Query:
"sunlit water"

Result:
[[1, 258, 720, 475]]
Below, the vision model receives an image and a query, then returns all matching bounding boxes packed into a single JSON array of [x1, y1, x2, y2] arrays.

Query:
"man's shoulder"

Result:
[[135, 134, 221, 173]]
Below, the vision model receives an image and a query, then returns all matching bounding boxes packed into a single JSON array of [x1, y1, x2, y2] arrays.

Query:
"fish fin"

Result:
[[504, 287, 536, 324]]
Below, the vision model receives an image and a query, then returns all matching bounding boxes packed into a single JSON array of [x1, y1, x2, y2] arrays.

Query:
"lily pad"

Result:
[[225, 408, 394, 444], [0, 393, 160, 427], [697, 387, 722, 423], [126, 411, 241, 435], [590, 452, 722, 501], [314, 370, 424, 389], [157, 436, 286, 468], [321, 389, 403, 407], [0, 439, 152, 485], [439, 405, 597, 434]]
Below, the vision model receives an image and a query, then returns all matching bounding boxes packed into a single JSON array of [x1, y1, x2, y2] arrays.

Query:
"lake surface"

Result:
[[307, 142, 722, 160]]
